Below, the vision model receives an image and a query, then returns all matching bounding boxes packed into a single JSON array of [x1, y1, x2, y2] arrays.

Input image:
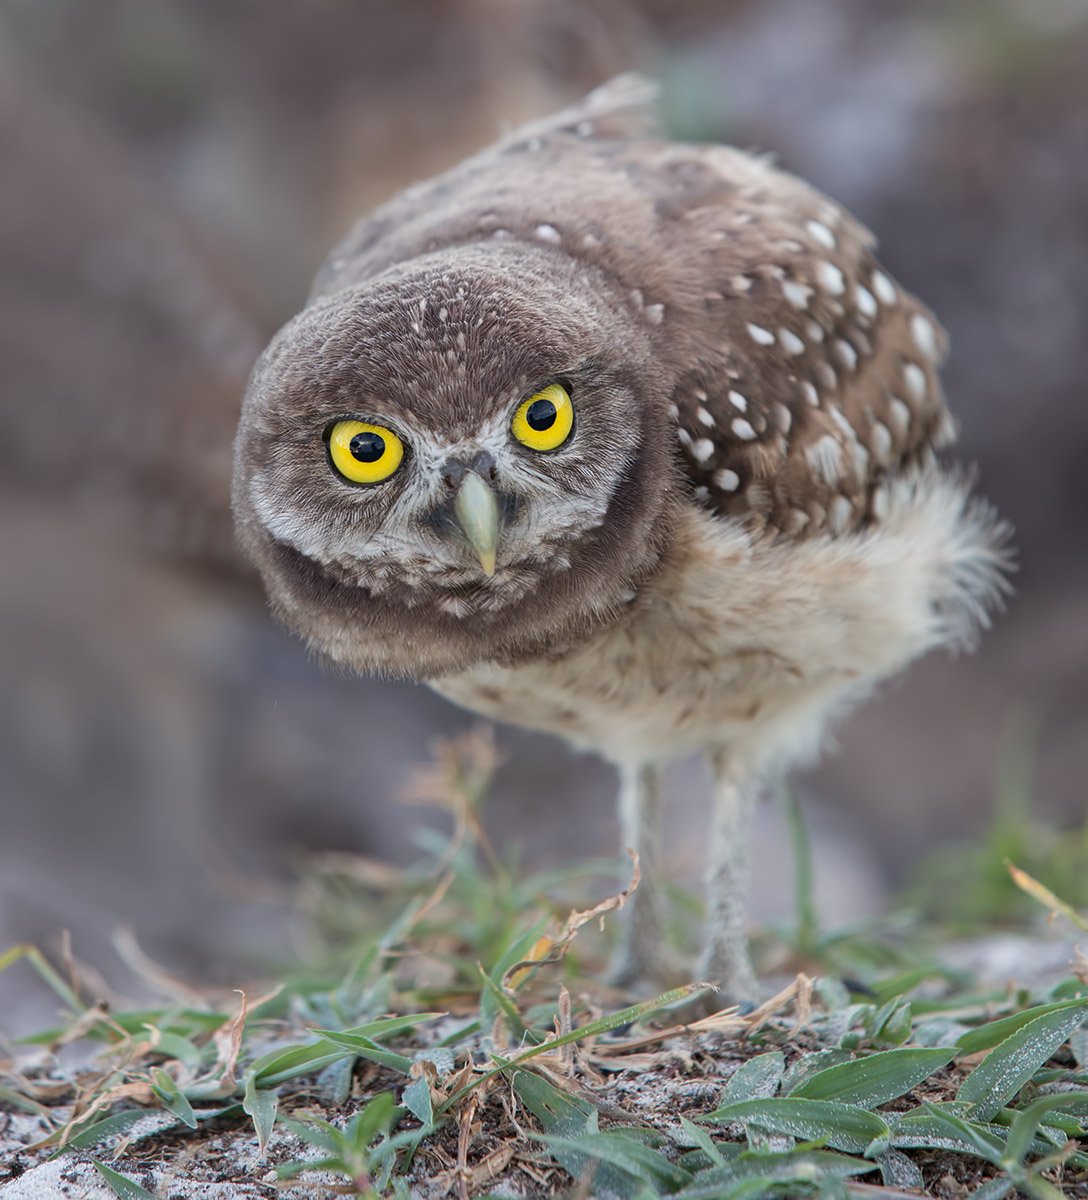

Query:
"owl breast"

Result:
[[431, 474, 1005, 772]]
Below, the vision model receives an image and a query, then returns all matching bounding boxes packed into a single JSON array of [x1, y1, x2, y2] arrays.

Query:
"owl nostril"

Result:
[[442, 451, 497, 490], [441, 461, 466, 490], [469, 450, 498, 481]]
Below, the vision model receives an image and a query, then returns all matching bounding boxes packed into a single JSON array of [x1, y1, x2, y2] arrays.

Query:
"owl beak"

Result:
[[452, 471, 500, 577]]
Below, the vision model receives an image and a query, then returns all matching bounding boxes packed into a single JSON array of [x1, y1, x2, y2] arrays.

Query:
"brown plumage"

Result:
[[233, 77, 1011, 997]]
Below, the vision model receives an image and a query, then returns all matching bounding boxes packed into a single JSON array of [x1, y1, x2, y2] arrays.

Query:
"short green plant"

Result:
[[277, 1091, 425, 1197], [2, 730, 1086, 1198]]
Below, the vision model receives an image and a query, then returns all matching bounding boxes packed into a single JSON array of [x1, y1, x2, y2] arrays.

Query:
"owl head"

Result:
[[232, 243, 677, 678]]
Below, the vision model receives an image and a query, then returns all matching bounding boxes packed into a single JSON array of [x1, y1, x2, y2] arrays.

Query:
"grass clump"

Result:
[[1, 729, 1087, 1198]]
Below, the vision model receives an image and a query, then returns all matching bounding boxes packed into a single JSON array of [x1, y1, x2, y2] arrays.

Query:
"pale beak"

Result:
[[452, 471, 500, 577]]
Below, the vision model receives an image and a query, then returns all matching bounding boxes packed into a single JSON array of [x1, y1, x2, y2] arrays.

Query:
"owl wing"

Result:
[[644, 142, 956, 540]]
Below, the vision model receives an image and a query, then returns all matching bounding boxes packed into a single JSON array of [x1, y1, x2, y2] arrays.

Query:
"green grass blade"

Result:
[[677, 1116, 727, 1167], [249, 1041, 355, 1088], [876, 1148, 924, 1190], [703, 1098, 891, 1155], [731, 1147, 877, 1180], [970, 1179, 1014, 1200], [150, 1068, 197, 1129], [719, 1051, 785, 1105], [313, 1030, 413, 1074], [955, 999, 1088, 1055], [242, 1073, 278, 1158], [957, 1003, 1088, 1119], [54, 1110, 161, 1154], [440, 985, 707, 1113], [477, 962, 529, 1037], [511, 1069, 596, 1136], [532, 1130, 693, 1192], [789, 1047, 955, 1108], [144, 1029, 205, 1069], [92, 1161, 156, 1200], [347, 1091, 400, 1153], [402, 1074, 433, 1126], [339, 1012, 448, 1039], [893, 1105, 1004, 1164], [1002, 1092, 1088, 1166], [671, 1176, 779, 1200], [0, 1086, 54, 1118], [0, 943, 83, 1013]]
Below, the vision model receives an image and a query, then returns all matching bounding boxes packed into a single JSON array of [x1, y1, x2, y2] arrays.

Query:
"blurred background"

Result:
[[2, 0, 1086, 1031]]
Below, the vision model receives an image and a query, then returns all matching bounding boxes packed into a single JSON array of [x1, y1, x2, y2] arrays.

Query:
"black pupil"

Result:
[[526, 398, 557, 431], [349, 431, 386, 462]]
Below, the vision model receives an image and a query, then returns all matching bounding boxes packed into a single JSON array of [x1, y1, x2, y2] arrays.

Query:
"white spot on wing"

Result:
[[691, 438, 715, 462], [911, 313, 939, 359], [801, 381, 820, 407], [816, 261, 845, 295], [870, 421, 893, 461], [872, 269, 897, 305], [806, 219, 837, 249], [834, 339, 858, 371], [697, 406, 715, 427], [888, 397, 911, 437], [747, 322, 775, 345], [728, 390, 748, 412], [828, 495, 853, 533], [644, 303, 665, 325], [535, 223, 561, 243], [714, 468, 740, 492], [779, 328, 805, 356], [731, 417, 757, 440], [856, 285, 878, 318], [903, 362, 927, 402], [783, 280, 813, 309], [806, 435, 844, 484]]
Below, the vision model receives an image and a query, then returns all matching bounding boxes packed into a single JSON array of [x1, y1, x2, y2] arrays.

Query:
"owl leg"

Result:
[[608, 761, 675, 987], [699, 752, 759, 1004]]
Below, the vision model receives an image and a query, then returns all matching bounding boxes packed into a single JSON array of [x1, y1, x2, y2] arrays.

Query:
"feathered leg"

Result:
[[699, 752, 759, 1003], [609, 761, 671, 986]]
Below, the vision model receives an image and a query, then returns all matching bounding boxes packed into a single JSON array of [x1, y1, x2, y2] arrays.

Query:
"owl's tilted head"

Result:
[[232, 243, 677, 678]]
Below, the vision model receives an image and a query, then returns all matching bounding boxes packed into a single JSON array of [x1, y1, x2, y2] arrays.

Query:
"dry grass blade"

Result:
[[214, 989, 249, 1091], [1007, 861, 1088, 932], [592, 973, 811, 1055], [502, 852, 641, 991], [456, 1091, 479, 1200]]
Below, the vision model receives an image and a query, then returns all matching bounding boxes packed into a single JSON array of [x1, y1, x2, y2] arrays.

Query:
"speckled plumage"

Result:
[[233, 77, 1011, 997]]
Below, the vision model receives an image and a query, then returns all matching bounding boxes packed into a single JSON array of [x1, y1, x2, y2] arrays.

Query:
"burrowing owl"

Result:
[[232, 77, 1010, 999]]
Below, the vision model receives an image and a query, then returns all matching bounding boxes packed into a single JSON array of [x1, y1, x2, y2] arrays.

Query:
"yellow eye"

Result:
[[327, 420, 405, 484], [511, 383, 574, 452]]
